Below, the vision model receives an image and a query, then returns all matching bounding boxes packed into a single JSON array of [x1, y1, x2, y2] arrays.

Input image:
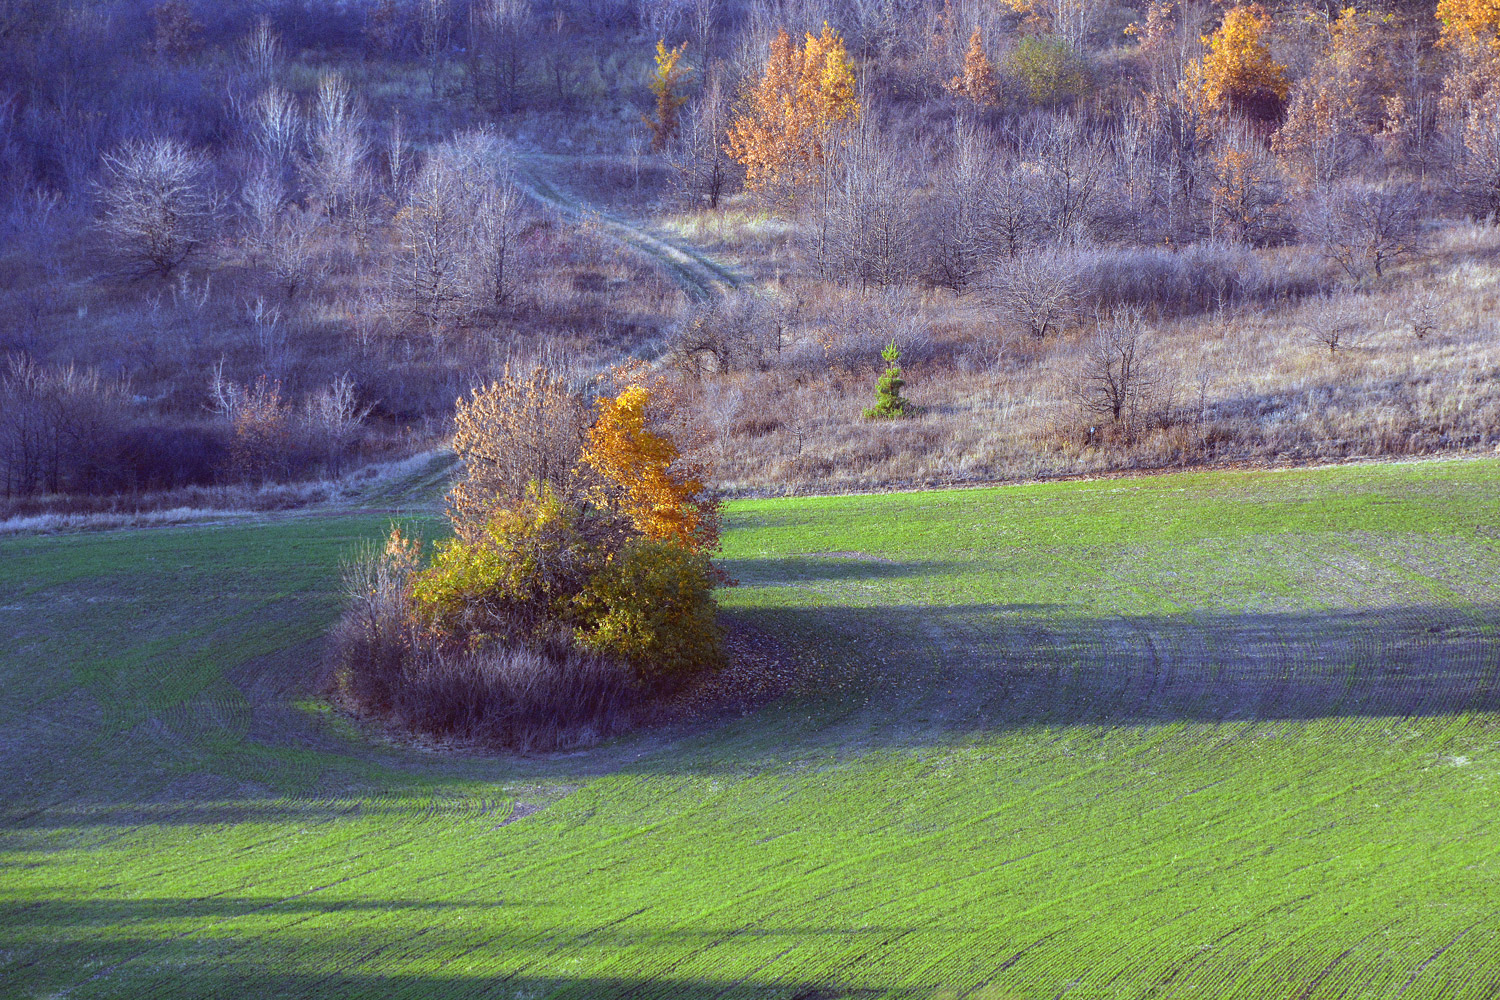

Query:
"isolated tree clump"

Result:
[[331, 365, 729, 749], [725, 23, 859, 194]]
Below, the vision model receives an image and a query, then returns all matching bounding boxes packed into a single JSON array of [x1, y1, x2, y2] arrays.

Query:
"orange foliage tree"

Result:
[[725, 23, 860, 193], [1184, 4, 1289, 121], [1437, 0, 1500, 52], [1273, 7, 1394, 190], [581, 384, 720, 554], [946, 27, 1000, 107], [646, 39, 691, 152]]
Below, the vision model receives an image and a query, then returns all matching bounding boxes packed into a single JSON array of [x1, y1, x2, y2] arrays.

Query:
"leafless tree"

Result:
[[304, 73, 369, 219], [1076, 310, 1157, 431], [1459, 83, 1500, 215], [1300, 182, 1420, 281], [420, 0, 451, 96], [1303, 298, 1358, 355], [96, 138, 218, 277], [688, 0, 718, 46], [985, 245, 1082, 340], [670, 59, 732, 209], [469, 0, 530, 112], [469, 162, 525, 307], [303, 373, 371, 477], [246, 85, 301, 175], [394, 154, 468, 333], [926, 120, 996, 291], [240, 15, 282, 84], [823, 123, 918, 288], [1025, 112, 1108, 244]]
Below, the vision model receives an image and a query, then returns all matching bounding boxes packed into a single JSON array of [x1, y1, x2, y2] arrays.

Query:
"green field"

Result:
[[3, 460, 1498, 998]]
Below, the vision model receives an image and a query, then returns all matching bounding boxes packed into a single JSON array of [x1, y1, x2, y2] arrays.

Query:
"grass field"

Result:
[[2, 459, 1498, 998]]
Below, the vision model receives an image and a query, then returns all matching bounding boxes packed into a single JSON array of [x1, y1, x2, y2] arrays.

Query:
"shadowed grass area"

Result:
[[2, 459, 1499, 998]]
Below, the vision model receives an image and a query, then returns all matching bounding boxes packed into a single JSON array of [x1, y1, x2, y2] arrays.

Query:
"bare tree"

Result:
[[1076, 310, 1156, 431], [1025, 112, 1107, 244], [304, 73, 369, 219], [926, 120, 996, 291], [823, 123, 919, 289], [468, 0, 530, 112], [1460, 83, 1500, 215], [469, 163, 524, 307], [670, 59, 732, 209], [420, 0, 451, 96], [668, 292, 775, 376], [96, 138, 217, 277], [303, 373, 370, 477], [246, 85, 301, 177], [394, 154, 468, 333], [1300, 182, 1420, 281], [1303, 297, 1358, 354], [240, 15, 282, 84], [985, 245, 1081, 340]]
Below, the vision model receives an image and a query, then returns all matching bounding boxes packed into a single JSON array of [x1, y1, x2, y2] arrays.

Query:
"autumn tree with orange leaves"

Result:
[[1184, 4, 1289, 122], [725, 23, 860, 194], [581, 383, 720, 554], [946, 28, 1000, 107]]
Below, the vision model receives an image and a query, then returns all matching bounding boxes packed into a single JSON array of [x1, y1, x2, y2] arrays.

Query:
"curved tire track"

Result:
[[514, 156, 743, 303]]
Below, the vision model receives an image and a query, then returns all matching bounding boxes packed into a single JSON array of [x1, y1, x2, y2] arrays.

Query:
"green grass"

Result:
[[2, 459, 1498, 998]]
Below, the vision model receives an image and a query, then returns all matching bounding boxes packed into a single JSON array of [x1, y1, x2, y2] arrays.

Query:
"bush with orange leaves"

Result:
[[388, 365, 725, 694], [1183, 4, 1288, 122], [725, 23, 860, 195]]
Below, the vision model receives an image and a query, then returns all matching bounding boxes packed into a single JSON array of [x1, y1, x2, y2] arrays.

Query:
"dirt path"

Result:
[[514, 154, 743, 303]]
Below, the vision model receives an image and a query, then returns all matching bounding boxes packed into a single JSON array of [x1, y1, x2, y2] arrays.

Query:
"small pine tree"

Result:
[[863, 340, 913, 419]]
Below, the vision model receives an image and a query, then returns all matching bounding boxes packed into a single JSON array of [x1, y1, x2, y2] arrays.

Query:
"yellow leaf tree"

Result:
[[582, 384, 719, 553], [1437, 0, 1500, 52], [1184, 4, 1289, 121], [646, 39, 691, 152], [725, 23, 860, 193]]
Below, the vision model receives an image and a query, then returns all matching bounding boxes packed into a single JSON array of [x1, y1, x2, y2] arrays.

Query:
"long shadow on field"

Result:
[[724, 599, 1500, 749]]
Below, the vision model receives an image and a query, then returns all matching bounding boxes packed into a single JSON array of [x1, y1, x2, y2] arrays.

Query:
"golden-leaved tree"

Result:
[[581, 384, 718, 553], [1184, 4, 1288, 122], [725, 23, 860, 194], [1437, 0, 1500, 53], [645, 39, 690, 152]]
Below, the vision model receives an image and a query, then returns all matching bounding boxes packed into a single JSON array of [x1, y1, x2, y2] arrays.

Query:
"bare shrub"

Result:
[[331, 526, 422, 711], [669, 292, 776, 377], [447, 365, 590, 541], [985, 245, 1082, 340], [394, 642, 640, 751], [1074, 311, 1158, 437], [96, 139, 218, 277]]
